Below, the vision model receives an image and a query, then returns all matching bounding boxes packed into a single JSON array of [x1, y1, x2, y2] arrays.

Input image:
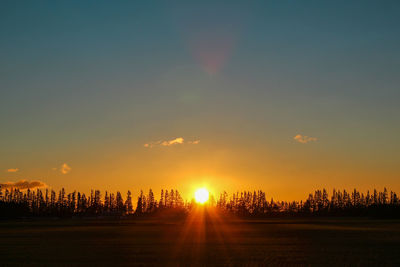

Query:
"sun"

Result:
[[194, 188, 209, 204]]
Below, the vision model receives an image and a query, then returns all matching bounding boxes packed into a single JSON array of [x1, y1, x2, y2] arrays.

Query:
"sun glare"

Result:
[[194, 188, 209, 204]]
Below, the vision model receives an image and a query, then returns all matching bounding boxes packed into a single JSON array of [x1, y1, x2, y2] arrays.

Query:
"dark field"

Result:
[[1, 215, 400, 266]]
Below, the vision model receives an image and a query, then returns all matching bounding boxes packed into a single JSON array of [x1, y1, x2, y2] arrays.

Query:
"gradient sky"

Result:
[[1, 1, 400, 200]]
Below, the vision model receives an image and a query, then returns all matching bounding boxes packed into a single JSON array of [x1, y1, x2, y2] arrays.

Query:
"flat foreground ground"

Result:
[[1, 215, 400, 266]]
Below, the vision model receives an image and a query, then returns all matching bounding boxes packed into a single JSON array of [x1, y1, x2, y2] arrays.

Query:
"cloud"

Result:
[[6, 168, 19, 173], [144, 137, 200, 148], [294, 134, 317, 144], [0, 180, 46, 190], [61, 163, 71, 174], [162, 137, 184, 146]]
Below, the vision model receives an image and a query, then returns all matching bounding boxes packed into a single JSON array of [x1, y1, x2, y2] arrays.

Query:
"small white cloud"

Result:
[[161, 137, 184, 146], [61, 163, 71, 174], [294, 134, 317, 144], [144, 137, 200, 148], [6, 168, 19, 173]]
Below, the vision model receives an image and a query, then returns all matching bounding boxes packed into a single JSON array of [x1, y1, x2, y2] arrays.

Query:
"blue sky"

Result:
[[1, 1, 400, 199]]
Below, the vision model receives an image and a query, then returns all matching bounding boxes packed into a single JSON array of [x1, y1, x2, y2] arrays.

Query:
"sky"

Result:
[[1, 1, 400, 201]]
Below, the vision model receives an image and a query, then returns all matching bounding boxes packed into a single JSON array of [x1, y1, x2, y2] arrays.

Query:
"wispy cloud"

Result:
[[6, 168, 19, 173], [294, 134, 317, 144], [144, 137, 200, 148], [0, 180, 46, 190], [61, 163, 71, 174]]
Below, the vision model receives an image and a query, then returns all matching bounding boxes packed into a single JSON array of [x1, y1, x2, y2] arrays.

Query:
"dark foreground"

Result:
[[1, 215, 400, 266]]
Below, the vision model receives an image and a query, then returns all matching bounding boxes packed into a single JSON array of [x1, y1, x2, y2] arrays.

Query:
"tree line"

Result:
[[216, 188, 400, 217], [0, 187, 187, 218], [0, 187, 399, 218]]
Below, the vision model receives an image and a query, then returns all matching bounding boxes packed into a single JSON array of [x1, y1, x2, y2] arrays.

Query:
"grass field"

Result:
[[1, 215, 400, 266]]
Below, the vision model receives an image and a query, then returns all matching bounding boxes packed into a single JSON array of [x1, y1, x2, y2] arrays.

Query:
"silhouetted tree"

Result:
[[125, 190, 133, 214]]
